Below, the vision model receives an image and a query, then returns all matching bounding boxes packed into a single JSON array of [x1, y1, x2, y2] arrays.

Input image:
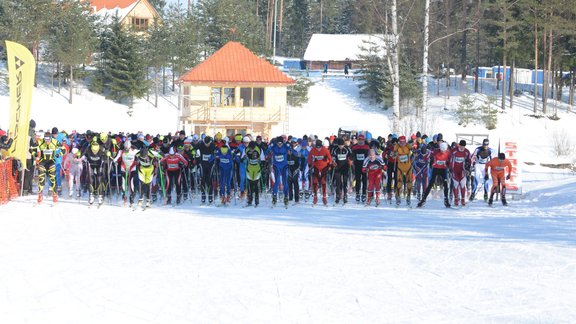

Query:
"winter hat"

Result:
[[0, 129, 5, 137], [235, 134, 243, 142], [439, 142, 448, 151], [52, 127, 58, 135], [204, 136, 212, 144], [179, 130, 186, 136], [336, 138, 344, 146], [72, 147, 79, 155], [223, 136, 229, 143], [124, 141, 131, 149], [215, 132, 222, 140], [243, 136, 251, 143], [323, 139, 330, 147], [498, 152, 506, 160], [437, 133, 443, 141], [459, 140, 467, 146], [358, 134, 365, 141], [221, 146, 229, 155], [192, 134, 199, 141], [29, 119, 36, 129], [483, 139, 489, 146], [315, 139, 323, 148], [184, 138, 192, 145], [398, 136, 406, 143], [416, 131, 422, 138]]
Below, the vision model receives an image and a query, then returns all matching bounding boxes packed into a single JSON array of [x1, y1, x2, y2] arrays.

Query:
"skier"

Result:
[[394, 135, 413, 206], [384, 136, 398, 203], [83, 140, 110, 206], [114, 140, 139, 206], [197, 136, 217, 204], [450, 140, 472, 206], [62, 147, 83, 198], [485, 152, 513, 206], [31, 131, 63, 203], [236, 136, 251, 200], [351, 134, 370, 202], [180, 137, 196, 200], [243, 141, 264, 207], [134, 146, 157, 208], [470, 138, 494, 201], [417, 141, 452, 208], [331, 137, 353, 204], [160, 147, 189, 205], [215, 145, 236, 205], [267, 136, 291, 207], [413, 146, 431, 202], [287, 138, 301, 203], [299, 137, 311, 201], [362, 149, 386, 206], [307, 139, 332, 205]]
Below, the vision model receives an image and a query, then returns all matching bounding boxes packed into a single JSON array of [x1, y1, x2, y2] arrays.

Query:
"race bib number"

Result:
[[43, 149, 53, 157], [454, 157, 465, 163], [436, 160, 446, 166], [356, 154, 365, 161], [288, 160, 295, 165], [249, 159, 260, 165], [495, 166, 504, 171], [399, 155, 408, 163], [369, 164, 379, 170], [338, 154, 347, 161], [314, 156, 324, 161], [220, 158, 230, 164], [202, 155, 211, 161], [275, 155, 285, 162], [168, 163, 179, 169]]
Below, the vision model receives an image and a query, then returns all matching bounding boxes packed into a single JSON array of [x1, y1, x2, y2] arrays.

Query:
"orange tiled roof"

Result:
[[89, 0, 137, 11], [179, 42, 295, 85]]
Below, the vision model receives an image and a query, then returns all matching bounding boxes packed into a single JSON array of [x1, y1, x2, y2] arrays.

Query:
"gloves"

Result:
[[106, 151, 111, 157], [332, 161, 337, 167], [362, 167, 366, 173], [484, 174, 489, 181], [506, 174, 510, 180], [111, 138, 117, 145]]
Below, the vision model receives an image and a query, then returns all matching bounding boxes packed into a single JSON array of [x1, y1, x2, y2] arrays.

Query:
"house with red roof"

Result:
[[178, 41, 295, 137], [88, 0, 160, 32]]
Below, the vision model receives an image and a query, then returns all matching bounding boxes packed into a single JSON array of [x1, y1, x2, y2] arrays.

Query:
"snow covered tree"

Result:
[[356, 40, 388, 105], [480, 95, 498, 130], [455, 94, 477, 127]]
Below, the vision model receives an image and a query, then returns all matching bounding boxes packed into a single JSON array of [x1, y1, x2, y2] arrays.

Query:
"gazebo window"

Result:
[[211, 87, 236, 107], [240, 87, 265, 107]]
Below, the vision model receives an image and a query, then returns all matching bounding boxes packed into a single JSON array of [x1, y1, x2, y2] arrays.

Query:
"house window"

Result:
[[132, 18, 149, 31], [240, 87, 265, 107], [211, 87, 236, 107]]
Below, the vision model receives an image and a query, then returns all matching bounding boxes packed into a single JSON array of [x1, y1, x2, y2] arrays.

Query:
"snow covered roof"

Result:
[[90, 0, 139, 21], [303, 34, 389, 62]]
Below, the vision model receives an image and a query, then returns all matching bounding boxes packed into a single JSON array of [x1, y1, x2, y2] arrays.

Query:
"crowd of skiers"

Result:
[[25, 127, 514, 209]]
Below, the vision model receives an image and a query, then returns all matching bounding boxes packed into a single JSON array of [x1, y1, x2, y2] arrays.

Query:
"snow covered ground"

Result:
[[1, 65, 576, 323], [1, 165, 575, 323]]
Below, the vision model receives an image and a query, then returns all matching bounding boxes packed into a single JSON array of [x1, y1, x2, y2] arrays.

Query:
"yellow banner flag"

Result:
[[5, 40, 35, 166]]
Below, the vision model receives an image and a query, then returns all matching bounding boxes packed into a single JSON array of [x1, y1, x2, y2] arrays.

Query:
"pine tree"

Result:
[[456, 94, 477, 127], [356, 40, 388, 105], [99, 17, 148, 114]]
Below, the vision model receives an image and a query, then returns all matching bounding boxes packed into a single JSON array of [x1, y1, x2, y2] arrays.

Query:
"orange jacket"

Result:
[[485, 158, 512, 178]]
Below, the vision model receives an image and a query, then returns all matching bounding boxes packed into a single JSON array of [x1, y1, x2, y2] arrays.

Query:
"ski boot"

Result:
[[208, 195, 213, 204], [176, 196, 181, 205], [375, 193, 381, 207], [166, 197, 172, 205], [387, 192, 393, 204], [355, 193, 361, 202], [469, 192, 475, 201], [284, 196, 289, 207], [483, 192, 488, 202], [406, 195, 410, 206], [226, 195, 231, 203], [361, 194, 367, 203], [365, 193, 372, 206], [454, 198, 459, 207], [201, 194, 206, 204], [38, 194, 43, 204], [461, 199, 466, 206], [89, 195, 95, 205], [69, 190, 73, 198], [313, 195, 318, 205], [77, 191, 81, 198], [146, 199, 151, 208], [416, 200, 425, 208], [343, 194, 348, 204], [272, 194, 278, 205], [53, 193, 58, 203], [221, 196, 226, 205], [97, 195, 103, 205], [305, 191, 311, 200], [444, 198, 451, 208], [501, 197, 508, 206], [396, 195, 401, 206], [335, 195, 340, 204], [322, 196, 328, 206]]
